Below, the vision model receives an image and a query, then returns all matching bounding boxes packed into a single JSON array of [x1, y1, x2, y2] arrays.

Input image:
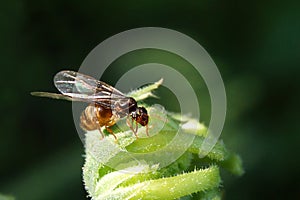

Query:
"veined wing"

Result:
[[31, 92, 82, 102], [54, 70, 126, 100], [30, 91, 114, 108]]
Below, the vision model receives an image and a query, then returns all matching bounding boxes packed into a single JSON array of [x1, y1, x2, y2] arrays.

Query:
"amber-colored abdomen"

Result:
[[80, 103, 116, 131]]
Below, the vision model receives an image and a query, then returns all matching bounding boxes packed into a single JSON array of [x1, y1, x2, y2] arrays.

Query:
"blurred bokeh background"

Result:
[[1, 0, 299, 199]]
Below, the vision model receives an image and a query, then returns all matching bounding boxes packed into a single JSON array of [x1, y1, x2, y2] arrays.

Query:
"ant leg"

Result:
[[126, 116, 139, 138], [131, 120, 139, 138], [97, 126, 105, 139], [145, 125, 149, 137], [132, 118, 139, 138], [126, 116, 131, 127], [126, 117, 135, 133], [134, 121, 138, 134], [105, 126, 118, 141]]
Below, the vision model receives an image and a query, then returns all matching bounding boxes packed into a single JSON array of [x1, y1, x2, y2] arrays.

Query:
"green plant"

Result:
[[82, 80, 243, 200]]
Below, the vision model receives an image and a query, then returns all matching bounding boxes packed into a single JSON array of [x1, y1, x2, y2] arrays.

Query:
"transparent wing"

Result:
[[31, 91, 115, 108], [31, 92, 82, 102], [54, 70, 126, 101]]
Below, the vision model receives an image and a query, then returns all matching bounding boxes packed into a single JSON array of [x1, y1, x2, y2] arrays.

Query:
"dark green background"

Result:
[[1, 1, 299, 199]]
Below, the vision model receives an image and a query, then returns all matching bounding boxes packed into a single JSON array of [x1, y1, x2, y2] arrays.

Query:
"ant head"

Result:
[[136, 106, 149, 126]]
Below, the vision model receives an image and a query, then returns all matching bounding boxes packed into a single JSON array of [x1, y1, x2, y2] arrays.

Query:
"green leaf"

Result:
[[82, 80, 243, 199]]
